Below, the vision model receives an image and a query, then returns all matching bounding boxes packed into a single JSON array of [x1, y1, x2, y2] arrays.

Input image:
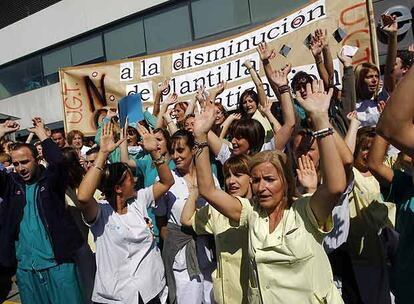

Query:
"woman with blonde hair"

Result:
[[354, 62, 385, 127], [192, 80, 347, 303]]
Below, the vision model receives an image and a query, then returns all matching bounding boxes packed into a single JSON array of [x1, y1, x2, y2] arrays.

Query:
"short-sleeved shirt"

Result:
[[15, 182, 57, 270], [134, 155, 175, 239], [381, 169, 414, 303], [239, 196, 343, 303], [192, 202, 249, 304], [87, 186, 165, 304]]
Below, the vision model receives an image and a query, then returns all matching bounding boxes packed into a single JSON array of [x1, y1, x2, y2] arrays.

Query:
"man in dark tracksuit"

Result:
[[0, 118, 84, 304]]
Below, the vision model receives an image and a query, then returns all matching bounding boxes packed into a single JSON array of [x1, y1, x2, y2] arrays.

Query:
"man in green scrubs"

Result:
[[0, 118, 84, 304]]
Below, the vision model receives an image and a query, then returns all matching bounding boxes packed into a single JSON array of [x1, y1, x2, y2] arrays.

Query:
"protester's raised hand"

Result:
[[315, 28, 329, 48], [100, 122, 125, 154], [28, 117, 49, 141], [120, 118, 128, 144], [295, 79, 333, 115], [164, 92, 178, 106], [29, 117, 45, 130], [408, 43, 414, 53], [347, 110, 361, 127], [164, 108, 174, 120], [259, 97, 273, 116], [309, 35, 323, 57], [257, 42, 276, 62], [337, 49, 352, 67], [270, 63, 291, 87], [194, 103, 215, 137], [157, 78, 170, 94], [242, 60, 254, 70], [136, 124, 158, 153], [381, 14, 398, 34], [0, 120, 20, 138], [347, 110, 358, 122], [79, 155, 87, 169], [377, 100, 387, 114], [211, 81, 226, 99], [222, 113, 241, 127], [296, 155, 318, 193], [195, 85, 207, 102]]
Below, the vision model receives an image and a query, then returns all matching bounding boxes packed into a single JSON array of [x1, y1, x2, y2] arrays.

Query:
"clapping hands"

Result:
[[28, 117, 49, 141]]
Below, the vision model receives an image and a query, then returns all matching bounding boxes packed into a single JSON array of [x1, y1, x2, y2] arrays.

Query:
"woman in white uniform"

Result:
[[156, 130, 217, 304], [76, 123, 175, 304]]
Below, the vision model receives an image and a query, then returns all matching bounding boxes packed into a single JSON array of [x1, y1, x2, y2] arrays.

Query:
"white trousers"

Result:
[[173, 265, 214, 303]]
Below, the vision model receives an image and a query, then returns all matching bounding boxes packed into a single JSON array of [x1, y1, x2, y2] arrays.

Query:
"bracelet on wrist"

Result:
[[92, 164, 104, 172], [194, 140, 208, 150], [193, 140, 209, 157], [312, 127, 334, 139], [152, 155, 166, 166], [278, 85, 290, 95]]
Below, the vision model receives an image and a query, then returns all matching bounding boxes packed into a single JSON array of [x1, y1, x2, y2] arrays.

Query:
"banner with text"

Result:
[[60, 0, 375, 136]]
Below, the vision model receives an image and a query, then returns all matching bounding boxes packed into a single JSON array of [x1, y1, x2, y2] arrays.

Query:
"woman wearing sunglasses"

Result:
[[77, 123, 174, 304]]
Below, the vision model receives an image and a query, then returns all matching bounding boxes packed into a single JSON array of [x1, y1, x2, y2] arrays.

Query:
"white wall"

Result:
[[0, 83, 62, 129], [0, 0, 169, 65]]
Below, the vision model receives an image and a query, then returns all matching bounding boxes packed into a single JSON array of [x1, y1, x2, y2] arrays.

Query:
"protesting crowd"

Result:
[[1, 13, 414, 304]]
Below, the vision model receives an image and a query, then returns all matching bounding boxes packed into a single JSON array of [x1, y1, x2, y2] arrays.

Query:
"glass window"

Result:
[[42, 47, 72, 85], [144, 5, 192, 53], [71, 34, 104, 65], [42, 47, 72, 76], [0, 56, 43, 100], [249, 0, 309, 23], [191, 0, 250, 38], [104, 20, 146, 60]]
